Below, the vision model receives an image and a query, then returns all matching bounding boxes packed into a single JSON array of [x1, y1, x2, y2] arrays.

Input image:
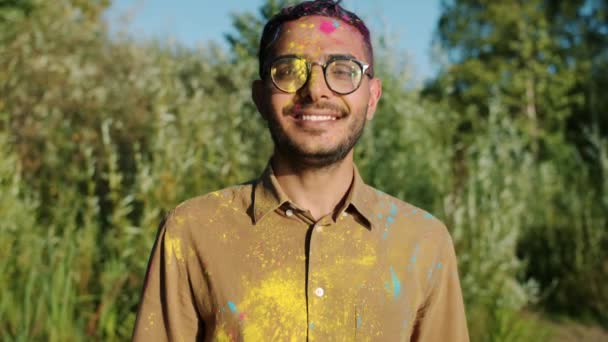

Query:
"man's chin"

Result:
[[269, 124, 362, 168], [278, 145, 352, 169]]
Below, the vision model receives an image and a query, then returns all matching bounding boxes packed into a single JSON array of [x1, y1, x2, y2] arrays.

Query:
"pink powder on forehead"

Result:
[[319, 20, 337, 34]]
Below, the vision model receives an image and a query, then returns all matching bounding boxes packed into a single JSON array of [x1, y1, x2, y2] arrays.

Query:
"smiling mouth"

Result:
[[287, 103, 347, 122], [292, 109, 346, 122], [296, 114, 339, 121]]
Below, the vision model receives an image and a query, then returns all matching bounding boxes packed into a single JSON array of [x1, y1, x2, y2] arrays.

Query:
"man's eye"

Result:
[[331, 67, 355, 78], [277, 68, 292, 75], [276, 62, 306, 76], [275, 67, 296, 77], [334, 68, 352, 74]]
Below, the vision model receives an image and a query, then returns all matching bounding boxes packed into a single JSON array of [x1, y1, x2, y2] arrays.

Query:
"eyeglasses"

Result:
[[267, 55, 371, 95]]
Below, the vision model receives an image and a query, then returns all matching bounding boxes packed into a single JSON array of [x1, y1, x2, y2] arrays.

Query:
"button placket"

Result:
[[309, 221, 329, 303], [307, 222, 325, 338], [308, 217, 362, 339]]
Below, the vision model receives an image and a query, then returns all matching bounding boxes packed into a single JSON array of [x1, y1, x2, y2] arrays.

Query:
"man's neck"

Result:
[[271, 152, 354, 221]]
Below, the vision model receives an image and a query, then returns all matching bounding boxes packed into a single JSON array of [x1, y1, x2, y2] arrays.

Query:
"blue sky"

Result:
[[106, 1, 440, 79]]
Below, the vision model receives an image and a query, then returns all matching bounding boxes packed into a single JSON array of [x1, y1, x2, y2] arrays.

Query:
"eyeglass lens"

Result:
[[270, 58, 363, 94]]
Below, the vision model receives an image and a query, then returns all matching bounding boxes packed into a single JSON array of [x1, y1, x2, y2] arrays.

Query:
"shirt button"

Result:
[[285, 209, 294, 217], [342, 211, 348, 217], [314, 287, 324, 297]]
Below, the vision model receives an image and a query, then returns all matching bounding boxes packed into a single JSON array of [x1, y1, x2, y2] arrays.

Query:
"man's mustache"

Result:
[[283, 102, 348, 116]]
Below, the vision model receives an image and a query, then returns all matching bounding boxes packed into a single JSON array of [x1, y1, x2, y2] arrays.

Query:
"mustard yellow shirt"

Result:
[[132, 164, 469, 341]]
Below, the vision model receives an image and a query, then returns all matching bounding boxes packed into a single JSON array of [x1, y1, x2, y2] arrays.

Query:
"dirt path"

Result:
[[549, 320, 608, 342]]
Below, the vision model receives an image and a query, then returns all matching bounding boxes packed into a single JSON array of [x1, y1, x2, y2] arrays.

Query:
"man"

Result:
[[132, 1, 469, 341]]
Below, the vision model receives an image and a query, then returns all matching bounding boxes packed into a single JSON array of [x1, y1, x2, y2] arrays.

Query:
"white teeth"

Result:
[[301, 115, 336, 121]]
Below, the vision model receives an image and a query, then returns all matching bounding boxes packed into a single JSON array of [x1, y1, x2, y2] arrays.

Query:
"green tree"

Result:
[[425, 0, 608, 326], [225, 0, 300, 59], [425, 0, 588, 154]]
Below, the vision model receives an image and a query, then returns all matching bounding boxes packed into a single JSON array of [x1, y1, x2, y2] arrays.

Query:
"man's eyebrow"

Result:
[[272, 53, 359, 61], [328, 53, 358, 60], [273, 53, 304, 59]]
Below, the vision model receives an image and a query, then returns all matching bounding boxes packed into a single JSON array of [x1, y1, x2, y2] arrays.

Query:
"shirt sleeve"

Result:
[[411, 234, 470, 342], [132, 210, 207, 341]]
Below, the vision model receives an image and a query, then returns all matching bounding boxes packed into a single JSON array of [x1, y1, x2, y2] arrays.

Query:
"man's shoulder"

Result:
[[171, 180, 255, 217], [363, 184, 451, 239]]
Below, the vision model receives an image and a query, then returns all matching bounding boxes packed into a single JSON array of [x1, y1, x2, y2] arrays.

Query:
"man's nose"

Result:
[[300, 64, 332, 101]]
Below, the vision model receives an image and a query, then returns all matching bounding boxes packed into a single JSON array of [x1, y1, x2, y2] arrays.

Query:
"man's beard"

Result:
[[266, 104, 368, 169]]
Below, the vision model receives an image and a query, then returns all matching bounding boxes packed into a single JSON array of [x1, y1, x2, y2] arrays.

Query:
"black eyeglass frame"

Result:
[[264, 55, 373, 95]]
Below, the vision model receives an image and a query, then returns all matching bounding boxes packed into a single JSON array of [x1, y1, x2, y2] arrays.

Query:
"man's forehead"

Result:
[[278, 15, 363, 40], [270, 16, 367, 60]]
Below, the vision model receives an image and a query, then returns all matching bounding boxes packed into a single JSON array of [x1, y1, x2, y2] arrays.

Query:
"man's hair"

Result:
[[258, 0, 374, 79]]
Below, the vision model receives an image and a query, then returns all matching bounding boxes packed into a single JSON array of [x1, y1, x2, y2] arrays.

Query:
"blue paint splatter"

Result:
[[227, 301, 238, 314], [428, 261, 443, 280], [309, 322, 315, 330], [382, 231, 388, 240], [377, 213, 383, 219], [332, 19, 340, 28], [412, 209, 418, 214], [407, 244, 420, 272], [424, 212, 434, 219], [390, 203, 398, 215], [390, 267, 401, 298], [387, 216, 395, 224], [411, 244, 420, 263], [357, 315, 363, 328]]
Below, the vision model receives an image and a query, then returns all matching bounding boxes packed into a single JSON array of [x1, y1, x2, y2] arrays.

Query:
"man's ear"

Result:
[[365, 77, 382, 121], [252, 79, 268, 121]]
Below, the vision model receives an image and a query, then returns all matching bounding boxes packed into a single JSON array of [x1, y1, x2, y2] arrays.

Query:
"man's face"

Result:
[[253, 15, 382, 168]]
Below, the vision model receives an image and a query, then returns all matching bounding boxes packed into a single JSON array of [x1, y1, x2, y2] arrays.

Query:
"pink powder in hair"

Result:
[[319, 20, 337, 34]]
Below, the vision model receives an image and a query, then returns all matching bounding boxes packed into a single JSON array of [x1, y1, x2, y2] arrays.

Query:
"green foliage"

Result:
[[225, 0, 300, 59], [426, 0, 607, 155], [518, 129, 608, 325], [426, 0, 608, 328], [0, 0, 606, 340], [1, 1, 270, 340]]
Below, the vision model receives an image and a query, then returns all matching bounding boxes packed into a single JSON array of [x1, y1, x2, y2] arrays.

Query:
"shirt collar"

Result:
[[252, 162, 379, 230], [347, 165, 379, 230], [252, 163, 290, 224]]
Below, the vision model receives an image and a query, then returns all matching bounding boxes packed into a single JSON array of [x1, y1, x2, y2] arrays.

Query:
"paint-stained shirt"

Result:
[[132, 163, 469, 341]]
